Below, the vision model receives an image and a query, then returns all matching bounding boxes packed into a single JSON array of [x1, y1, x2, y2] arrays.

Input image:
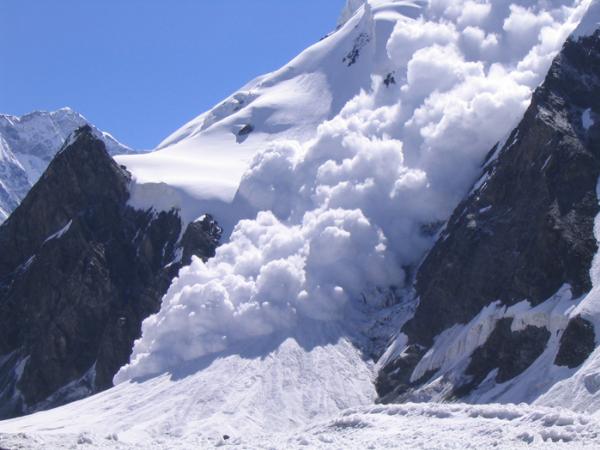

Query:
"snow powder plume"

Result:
[[338, 0, 367, 26], [116, 0, 593, 384]]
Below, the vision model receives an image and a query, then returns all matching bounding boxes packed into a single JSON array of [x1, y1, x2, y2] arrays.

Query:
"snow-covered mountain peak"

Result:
[[572, 0, 600, 38], [0, 108, 133, 163], [116, 2, 386, 229]]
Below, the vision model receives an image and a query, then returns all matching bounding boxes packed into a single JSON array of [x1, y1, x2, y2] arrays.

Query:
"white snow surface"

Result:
[[3, 402, 600, 448], [0, 108, 133, 222], [118, 0, 591, 233], [0, 326, 377, 447]]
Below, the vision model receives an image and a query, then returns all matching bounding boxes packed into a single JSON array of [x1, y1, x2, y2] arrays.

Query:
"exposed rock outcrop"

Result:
[[0, 126, 221, 419], [454, 319, 551, 397], [555, 316, 596, 368]]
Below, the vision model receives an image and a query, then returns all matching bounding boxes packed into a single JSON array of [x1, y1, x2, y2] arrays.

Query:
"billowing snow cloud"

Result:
[[116, 0, 594, 382]]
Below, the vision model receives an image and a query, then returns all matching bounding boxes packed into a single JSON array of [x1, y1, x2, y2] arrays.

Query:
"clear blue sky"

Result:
[[0, 0, 345, 149]]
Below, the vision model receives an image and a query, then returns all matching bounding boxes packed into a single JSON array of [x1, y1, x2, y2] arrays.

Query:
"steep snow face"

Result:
[[338, 0, 367, 26], [116, 5, 382, 229], [0, 108, 133, 222], [572, 0, 600, 37], [0, 135, 29, 220]]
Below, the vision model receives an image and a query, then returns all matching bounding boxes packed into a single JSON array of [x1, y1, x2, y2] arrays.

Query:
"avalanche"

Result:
[[116, 0, 592, 384], [1, 0, 600, 448]]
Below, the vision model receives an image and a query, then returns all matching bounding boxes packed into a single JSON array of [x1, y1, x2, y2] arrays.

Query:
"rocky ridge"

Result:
[[0, 127, 221, 419]]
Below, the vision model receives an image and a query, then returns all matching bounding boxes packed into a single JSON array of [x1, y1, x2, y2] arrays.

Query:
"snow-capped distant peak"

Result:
[[0, 108, 135, 222]]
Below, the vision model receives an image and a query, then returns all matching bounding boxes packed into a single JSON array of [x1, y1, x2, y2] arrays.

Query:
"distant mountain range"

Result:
[[0, 108, 134, 222]]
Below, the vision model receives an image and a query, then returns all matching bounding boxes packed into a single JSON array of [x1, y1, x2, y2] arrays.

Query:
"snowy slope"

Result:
[[115, 0, 591, 240], [2, 402, 600, 448], [0, 108, 133, 222], [573, 0, 600, 37], [115, 4, 382, 229], [0, 325, 376, 446], [115, 0, 434, 230]]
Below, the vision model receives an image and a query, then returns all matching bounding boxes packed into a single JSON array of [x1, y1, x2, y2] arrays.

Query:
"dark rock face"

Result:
[[375, 344, 427, 400], [383, 72, 396, 87], [343, 32, 370, 66], [0, 126, 221, 419], [378, 31, 600, 400], [180, 216, 222, 265], [236, 124, 254, 144], [555, 316, 596, 368], [454, 319, 550, 397]]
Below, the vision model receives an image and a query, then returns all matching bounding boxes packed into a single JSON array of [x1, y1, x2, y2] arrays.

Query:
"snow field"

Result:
[[3, 402, 600, 449]]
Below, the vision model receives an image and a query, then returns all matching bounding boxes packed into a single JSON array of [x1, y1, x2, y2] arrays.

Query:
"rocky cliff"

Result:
[[378, 29, 600, 402], [0, 127, 221, 419]]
